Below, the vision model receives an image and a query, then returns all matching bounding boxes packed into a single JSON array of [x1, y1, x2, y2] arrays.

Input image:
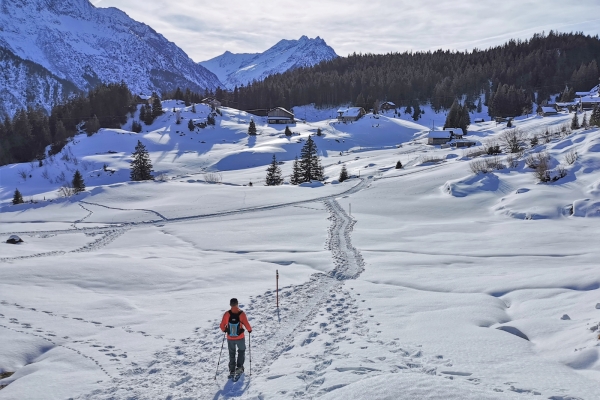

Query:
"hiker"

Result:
[[220, 298, 252, 378]]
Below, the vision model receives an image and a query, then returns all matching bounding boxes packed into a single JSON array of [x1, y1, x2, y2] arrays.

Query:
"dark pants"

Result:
[[228, 338, 246, 372]]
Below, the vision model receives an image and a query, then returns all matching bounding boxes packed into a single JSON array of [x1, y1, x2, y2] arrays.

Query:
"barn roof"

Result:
[[541, 107, 558, 113], [428, 130, 452, 139]]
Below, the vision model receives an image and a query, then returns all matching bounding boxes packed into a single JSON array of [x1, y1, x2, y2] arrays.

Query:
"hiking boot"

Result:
[[235, 366, 244, 375]]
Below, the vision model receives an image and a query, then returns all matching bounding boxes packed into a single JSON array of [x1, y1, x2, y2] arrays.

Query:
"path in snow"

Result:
[[74, 191, 457, 399]]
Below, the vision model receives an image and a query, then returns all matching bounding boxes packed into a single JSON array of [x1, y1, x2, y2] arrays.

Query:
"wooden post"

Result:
[[276, 270, 279, 309]]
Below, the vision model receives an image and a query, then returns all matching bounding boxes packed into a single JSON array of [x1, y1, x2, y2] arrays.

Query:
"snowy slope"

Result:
[[0, 47, 79, 117], [1, 108, 600, 399], [0, 0, 221, 116], [200, 36, 338, 89]]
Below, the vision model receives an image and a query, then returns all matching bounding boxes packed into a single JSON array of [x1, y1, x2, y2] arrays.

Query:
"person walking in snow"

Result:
[[220, 298, 252, 378]]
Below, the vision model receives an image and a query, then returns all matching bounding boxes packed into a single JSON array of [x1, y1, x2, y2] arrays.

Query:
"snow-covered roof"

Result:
[[576, 92, 590, 96], [579, 96, 600, 103], [541, 107, 557, 113], [556, 102, 577, 107], [338, 107, 364, 118], [267, 116, 293, 120], [428, 131, 452, 139], [443, 128, 463, 134], [382, 101, 396, 106], [138, 95, 151, 100]]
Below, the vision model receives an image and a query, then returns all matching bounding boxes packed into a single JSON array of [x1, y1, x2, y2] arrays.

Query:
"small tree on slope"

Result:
[[571, 112, 580, 130], [265, 155, 283, 186], [248, 119, 257, 135], [12, 188, 24, 205], [290, 156, 302, 185], [299, 135, 324, 182], [130, 140, 154, 181], [339, 165, 349, 182], [72, 170, 85, 194]]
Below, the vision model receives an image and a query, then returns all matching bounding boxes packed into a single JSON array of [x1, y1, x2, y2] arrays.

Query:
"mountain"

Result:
[[200, 36, 338, 89], [0, 47, 79, 117], [0, 0, 221, 116]]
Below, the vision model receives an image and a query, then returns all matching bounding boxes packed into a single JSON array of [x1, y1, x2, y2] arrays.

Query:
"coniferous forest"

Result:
[[216, 32, 600, 114]]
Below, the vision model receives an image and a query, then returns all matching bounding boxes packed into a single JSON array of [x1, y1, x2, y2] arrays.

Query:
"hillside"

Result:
[[0, 0, 221, 116], [200, 36, 338, 90], [1, 104, 600, 399]]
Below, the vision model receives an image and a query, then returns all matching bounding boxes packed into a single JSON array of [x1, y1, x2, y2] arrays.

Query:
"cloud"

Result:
[[96, 0, 600, 61]]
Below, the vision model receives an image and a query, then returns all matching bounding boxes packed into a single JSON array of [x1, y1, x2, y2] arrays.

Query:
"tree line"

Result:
[[0, 82, 136, 166], [207, 32, 599, 117]]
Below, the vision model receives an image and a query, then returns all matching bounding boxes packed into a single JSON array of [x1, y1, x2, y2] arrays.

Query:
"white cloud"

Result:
[[96, 0, 600, 61]]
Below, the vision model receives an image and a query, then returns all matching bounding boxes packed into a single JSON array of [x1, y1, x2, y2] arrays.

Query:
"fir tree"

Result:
[[72, 170, 85, 194], [530, 135, 539, 147], [299, 136, 324, 182], [139, 104, 147, 124], [290, 156, 302, 185], [476, 98, 482, 113], [284, 126, 292, 136], [582, 112, 589, 129], [130, 140, 154, 181], [338, 164, 349, 182], [412, 104, 421, 121], [12, 188, 24, 205], [131, 121, 142, 133], [151, 92, 163, 120], [191, 103, 196, 113], [265, 155, 283, 186], [395, 161, 403, 169], [571, 112, 580, 130], [591, 104, 600, 127], [316, 128, 322, 136], [444, 99, 460, 129], [248, 119, 257, 135], [207, 114, 216, 126], [86, 115, 100, 136], [188, 119, 195, 131]]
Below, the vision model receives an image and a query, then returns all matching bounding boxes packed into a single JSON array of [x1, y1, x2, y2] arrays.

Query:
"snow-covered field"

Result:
[[1, 103, 600, 399]]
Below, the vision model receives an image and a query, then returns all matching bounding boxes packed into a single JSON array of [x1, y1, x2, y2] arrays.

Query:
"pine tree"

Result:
[[299, 136, 324, 182], [444, 99, 460, 129], [248, 119, 257, 135], [290, 156, 302, 185], [339, 164, 349, 182], [191, 103, 196, 113], [265, 155, 283, 186], [458, 104, 471, 134], [86, 115, 100, 136], [188, 119, 195, 131], [139, 104, 147, 124], [395, 161, 403, 169], [72, 170, 85, 194], [151, 92, 163, 120], [284, 126, 292, 136], [591, 104, 600, 127], [476, 98, 482, 113], [12, 188, 24, 205], [316, 128, 322, 136], [412, 104, 421, 121], [130, 140, 154, 181], [571, 112, 580, 130], [582, 112, 589, 129], [131, 120, 142, 133]]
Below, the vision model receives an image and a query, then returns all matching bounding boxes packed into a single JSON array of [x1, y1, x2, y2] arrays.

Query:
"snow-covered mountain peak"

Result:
[[0, 0, 220, 116], [200, 36, 338, 89]]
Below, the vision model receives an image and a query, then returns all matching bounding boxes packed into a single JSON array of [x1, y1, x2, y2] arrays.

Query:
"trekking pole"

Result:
[[214, 332, 226, 380], [249, 332, 252, 376]]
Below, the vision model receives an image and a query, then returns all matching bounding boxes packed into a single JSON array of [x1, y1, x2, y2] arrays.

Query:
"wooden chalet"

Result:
[[202, 97, 222, 108], [337, 107, 366, 122], [267, 107, 295, 124], [381, 101, 396, 111], [540, 106, 558, 116]]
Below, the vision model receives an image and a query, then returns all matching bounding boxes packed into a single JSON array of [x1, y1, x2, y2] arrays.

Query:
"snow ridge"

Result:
[[0, 0, 221, 116], [200, 36, 338, 89]]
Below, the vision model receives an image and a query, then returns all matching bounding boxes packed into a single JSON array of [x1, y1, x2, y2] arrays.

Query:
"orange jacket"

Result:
[[220, 307, 252, 340]]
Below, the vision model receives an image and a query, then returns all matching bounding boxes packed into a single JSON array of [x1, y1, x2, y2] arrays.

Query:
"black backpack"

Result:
[[228, 310, 245, 337]]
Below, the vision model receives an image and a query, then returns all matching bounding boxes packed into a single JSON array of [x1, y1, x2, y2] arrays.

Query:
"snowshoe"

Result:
[[233, 367, 244, 382]]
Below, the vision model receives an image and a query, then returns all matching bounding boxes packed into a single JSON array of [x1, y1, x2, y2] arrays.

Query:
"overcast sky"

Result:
[[93, 0, 600, 62]]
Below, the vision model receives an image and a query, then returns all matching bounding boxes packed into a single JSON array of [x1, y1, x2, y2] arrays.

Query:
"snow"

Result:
[[200, 36, 338, 89], [1, 104, 600, 399]]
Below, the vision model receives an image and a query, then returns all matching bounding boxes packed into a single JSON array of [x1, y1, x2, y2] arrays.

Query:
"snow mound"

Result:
[[443, 173, 500, 197], [299, 181, 325, 188], [572, 198, 600, 217]]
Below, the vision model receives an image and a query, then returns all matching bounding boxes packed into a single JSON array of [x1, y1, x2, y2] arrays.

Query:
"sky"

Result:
[[92, 0, 600, 62]]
